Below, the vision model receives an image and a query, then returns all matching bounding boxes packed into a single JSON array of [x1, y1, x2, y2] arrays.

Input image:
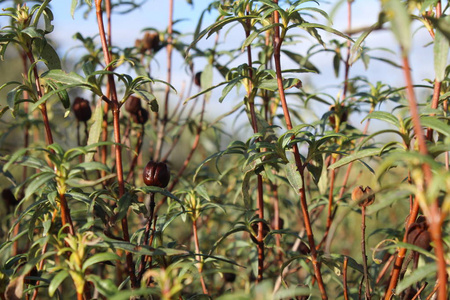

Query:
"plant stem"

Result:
[[272, 3, 327, 298], [193, 217, 209, 295], [343, 256, 349, 300], [95, 0, 136, 288], [361, 206, 371, 300], [154, 0, 174, 161], [137, 193, 156, 282]]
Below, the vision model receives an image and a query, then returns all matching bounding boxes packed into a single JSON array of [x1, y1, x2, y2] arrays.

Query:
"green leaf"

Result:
[[258, 78, 301, 91], [85, 274, 118, 297], [82, 252, 120, 272], [434, 18, 449, 82], [85, 100, 103, 163], [40, 42, 61, 70], [42, 69, 86, 85], [396, 263, 436, 294], [285, 161, 302, 194], [24, 172, 55, 200], [383, 0, 411, 53], [420, 116, 450, 137], [71, 0, 78, 18], [329, 148, 382, 170], [49, 270, 69, 297], [21, 26, 43, 39], [137, 186, 185, 211], [362, 111, 400, 128]]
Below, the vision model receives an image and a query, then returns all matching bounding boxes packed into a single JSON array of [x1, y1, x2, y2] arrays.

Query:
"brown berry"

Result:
[[143, 161, 170, 188], [351, 186, 375, 207], [72, 97, 92, 122], [194, 72, 202, 87], [407, 219, 431, 251], [125, 96, 142, 114], [131, 107, 149, 124]]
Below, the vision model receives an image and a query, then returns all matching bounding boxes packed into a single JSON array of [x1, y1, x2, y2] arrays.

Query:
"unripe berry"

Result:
[[143, 161, 170, 188], [72, 97, 92, 122], [351, 186, 375, 207]]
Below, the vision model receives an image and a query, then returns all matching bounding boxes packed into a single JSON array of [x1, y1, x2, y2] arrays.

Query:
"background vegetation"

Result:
[[0, 0, 449, 299]]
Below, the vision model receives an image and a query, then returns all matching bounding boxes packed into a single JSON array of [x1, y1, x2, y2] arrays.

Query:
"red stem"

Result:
[[272, 3, 327, 298], [95, 0, 136, 288], [193, 217, 209, 295], [154, 0, 174, 161]]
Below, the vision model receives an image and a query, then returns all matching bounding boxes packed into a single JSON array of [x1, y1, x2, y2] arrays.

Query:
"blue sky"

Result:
[[0, 0, 440, 136]]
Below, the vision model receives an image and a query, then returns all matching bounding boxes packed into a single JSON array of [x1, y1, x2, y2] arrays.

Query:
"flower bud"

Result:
[[125, 96, 142, 114], [351, 186, 375, 207], [143, 161, 170, 188], [72, 97, 92, 122]]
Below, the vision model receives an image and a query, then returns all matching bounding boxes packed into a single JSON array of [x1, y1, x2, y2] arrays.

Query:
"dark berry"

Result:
[[72, 97, 92, 122], [143, 161, 170, 188], [194, 72, 202, 87], [131, 107, 149, 125], [125, 96, 142, 114], [407, 219, 431, 251]]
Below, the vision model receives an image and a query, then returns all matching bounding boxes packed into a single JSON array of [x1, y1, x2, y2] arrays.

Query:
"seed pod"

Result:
[[131, 108, 149, 124], [328, 104, 348, 126], [223, 272, 236, 283], [407, 219, 431, 251], [351, 186, 375, 207], [72, 97, 92, 122], [143, 161, 170, 188], [194, 72, 202, 87], [125, 96, 142, 114], [250, 221, 270, 244]]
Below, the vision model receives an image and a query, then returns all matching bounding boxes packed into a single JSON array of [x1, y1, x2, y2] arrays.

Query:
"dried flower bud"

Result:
[[223, 272, 236, 283], [143, 32, 160, 52], [125, 96, 142, 114], [143, 161, 170, 188], [351, 186, 375, 207], [2, 188, 19, 213], [72, 97, 92, 122], [194, 72, 202, 87], [407, 218, 431, 250], [271, 217, 284, 230], [328, 104, 348, 126], [298, 241, 311, 255], [250, 221, 270, 244], [131, 108, 149, 125]]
